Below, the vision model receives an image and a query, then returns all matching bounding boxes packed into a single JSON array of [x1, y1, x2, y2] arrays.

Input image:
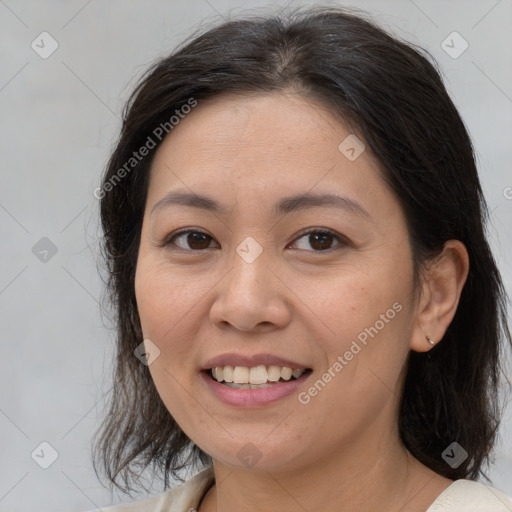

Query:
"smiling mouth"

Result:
[[204, 365, 313, 389]]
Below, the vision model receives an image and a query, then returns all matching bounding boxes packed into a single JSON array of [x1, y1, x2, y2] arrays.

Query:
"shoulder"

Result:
[[427, 479, 512, 511], [86, 466, 214, 512]]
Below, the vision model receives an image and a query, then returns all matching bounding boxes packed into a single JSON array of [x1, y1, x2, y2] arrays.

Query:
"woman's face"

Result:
[[135, 91, 423, 473]]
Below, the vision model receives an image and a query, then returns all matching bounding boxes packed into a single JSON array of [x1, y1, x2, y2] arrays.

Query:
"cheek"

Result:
[[135, 263, 202, 423], [307, 265, 408, 349], [134, 264, 195, 411], [134, 257, 215, 396], [135, 257, 204, 341], [304, 258, 413, 398], [296, 280, 411, 446]]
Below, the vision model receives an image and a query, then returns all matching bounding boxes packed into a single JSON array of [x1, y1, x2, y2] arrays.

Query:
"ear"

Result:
[[410, 240, 469, 353]]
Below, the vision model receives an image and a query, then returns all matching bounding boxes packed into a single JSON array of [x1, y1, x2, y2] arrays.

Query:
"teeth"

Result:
[[233, 366, 249, 384], [249, 365, 267, 385], [223, 365, 233, 382], [222, 382, 277, 389], [280, 367, 293, 380], [210, 365, 307, 384], [292, 368, 304, 379], [212, 367, 223, 381], [267, 365, 281, 381]]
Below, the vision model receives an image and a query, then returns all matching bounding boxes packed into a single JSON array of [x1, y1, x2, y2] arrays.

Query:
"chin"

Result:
[[204, 435, 308, 473]]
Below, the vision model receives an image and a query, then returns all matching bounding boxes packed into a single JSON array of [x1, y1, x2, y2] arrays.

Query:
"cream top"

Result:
[[91, 466, 512, 512]]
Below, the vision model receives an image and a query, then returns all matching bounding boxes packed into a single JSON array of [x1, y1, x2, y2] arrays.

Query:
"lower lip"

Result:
[[200, 371, 312, 407]]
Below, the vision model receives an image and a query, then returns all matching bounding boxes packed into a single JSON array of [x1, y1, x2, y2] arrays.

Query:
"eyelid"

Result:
[[162, 227, 349, 252]]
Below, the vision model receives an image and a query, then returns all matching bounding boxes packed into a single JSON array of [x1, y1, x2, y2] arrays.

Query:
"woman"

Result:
[[90, 6, 512, 511]]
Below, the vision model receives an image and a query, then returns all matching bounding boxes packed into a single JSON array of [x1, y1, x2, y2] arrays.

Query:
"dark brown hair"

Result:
[[92, 5, 511, 496]]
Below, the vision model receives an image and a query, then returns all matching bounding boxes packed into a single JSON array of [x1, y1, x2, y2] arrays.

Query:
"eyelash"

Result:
[[160, 227, 349, 253]]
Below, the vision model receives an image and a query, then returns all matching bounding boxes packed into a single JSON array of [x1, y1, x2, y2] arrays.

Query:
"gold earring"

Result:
[[425, 335, 435, 345]]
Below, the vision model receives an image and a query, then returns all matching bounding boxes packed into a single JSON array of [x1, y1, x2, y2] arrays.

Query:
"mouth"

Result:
[[202, 365, 313, 389]]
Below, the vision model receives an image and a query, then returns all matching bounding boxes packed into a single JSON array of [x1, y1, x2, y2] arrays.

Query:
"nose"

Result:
[[209, 248, 292, 333]]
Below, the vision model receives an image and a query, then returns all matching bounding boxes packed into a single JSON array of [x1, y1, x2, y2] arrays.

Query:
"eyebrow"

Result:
[[150, 191, 372, 220]]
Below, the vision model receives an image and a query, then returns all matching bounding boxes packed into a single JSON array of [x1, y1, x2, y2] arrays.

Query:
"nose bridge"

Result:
[[209, 235, 290, 330], [227, 235, 269, 300]]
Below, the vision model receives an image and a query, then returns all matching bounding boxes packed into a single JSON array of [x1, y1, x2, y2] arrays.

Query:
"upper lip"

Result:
[[201, 353, 311, 371]]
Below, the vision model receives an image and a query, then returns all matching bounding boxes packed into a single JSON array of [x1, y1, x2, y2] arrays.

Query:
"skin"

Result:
[[134, 90, 469, 512]]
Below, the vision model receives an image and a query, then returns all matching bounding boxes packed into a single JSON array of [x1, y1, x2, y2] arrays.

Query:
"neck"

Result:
[[200, 428, 452, 512]]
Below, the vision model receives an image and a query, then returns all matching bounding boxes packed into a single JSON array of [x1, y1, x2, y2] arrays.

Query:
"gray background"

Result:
[[1, 0, 511, 510]]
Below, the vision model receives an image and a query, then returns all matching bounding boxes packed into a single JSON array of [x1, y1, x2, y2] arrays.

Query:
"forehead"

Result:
[[155, 91, 350, 158], [146, 91, 392, 218]]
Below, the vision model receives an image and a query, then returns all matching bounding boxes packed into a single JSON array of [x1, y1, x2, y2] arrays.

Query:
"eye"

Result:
[[161, 228, 348, 252], [289, 228, 348, 252], [163, 229, 218, 251]]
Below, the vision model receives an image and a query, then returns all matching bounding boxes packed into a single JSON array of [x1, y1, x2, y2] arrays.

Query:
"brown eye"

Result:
[[163, 228, 347, 253], [290, 229, 346, 252], [165, 230, 216, 251], [309, 232, 334, 251]]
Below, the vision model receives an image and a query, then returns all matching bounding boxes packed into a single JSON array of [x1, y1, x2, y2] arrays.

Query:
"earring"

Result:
[[425, 335, 435, 345]]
